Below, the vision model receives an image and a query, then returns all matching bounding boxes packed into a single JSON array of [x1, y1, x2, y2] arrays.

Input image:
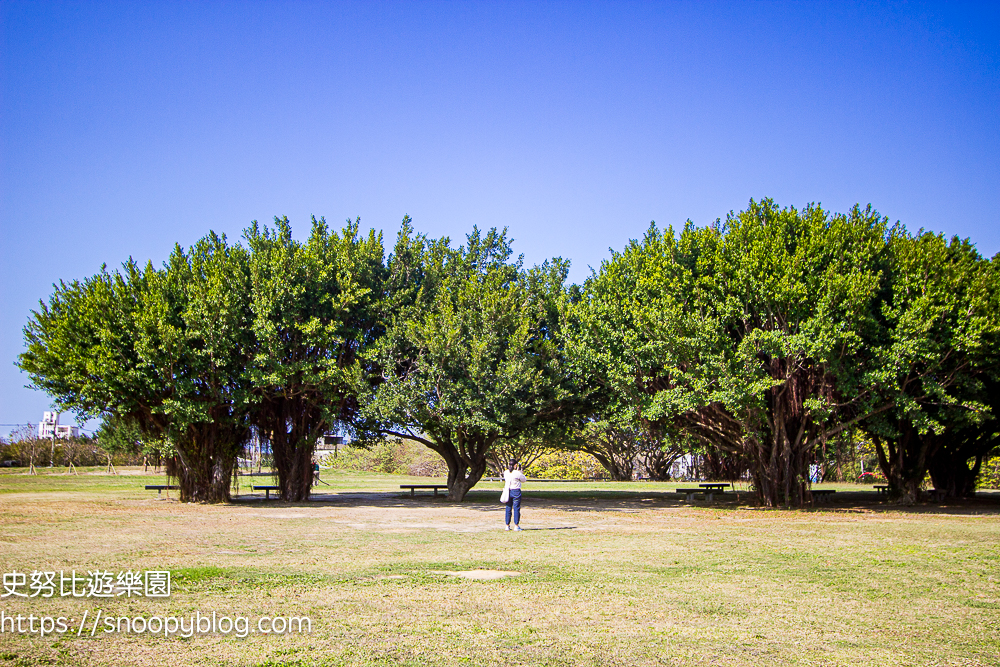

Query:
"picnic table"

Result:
[[699, 483, 730, 492], [675, 482, 732, 502], [811, 489, 836, 503], [400, 484, 449, 497], [874, 484, 889, 496], [675, 486, 727, 501], [145, 485, 178, 496]]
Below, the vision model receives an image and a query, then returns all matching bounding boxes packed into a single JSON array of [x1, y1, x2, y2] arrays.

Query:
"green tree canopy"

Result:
[[246, 215, 386, 501], [574, 200, 895, 505], [355, 226, 582, 500], [866, 232, 1000, 501], [20, 232, 253, 501], [19, 202, 999, 505]]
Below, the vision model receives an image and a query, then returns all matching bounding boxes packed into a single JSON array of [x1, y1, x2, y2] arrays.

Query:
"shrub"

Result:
[[525, 450, 605, 480], [978, 455, 1000, 490], [322, 438, 448, 477]]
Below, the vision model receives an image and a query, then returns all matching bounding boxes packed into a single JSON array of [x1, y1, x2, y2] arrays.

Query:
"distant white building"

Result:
[[669, 454, 698, 480], [38, 412, 79, 439]]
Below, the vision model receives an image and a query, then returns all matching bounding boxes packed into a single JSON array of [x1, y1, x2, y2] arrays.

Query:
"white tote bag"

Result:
[[500, 480, 510, 504]]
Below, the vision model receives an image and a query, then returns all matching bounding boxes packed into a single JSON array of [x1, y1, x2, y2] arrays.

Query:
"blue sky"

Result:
[[2, 1, 998, 431]]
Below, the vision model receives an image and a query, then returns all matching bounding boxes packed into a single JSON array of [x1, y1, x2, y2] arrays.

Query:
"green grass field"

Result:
[[1, 468, 998, 666]]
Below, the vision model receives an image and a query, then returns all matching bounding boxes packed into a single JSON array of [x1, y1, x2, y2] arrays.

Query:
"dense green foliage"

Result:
[[866, 233, 1000, 501], [18, 200, 1000, 504], [573, 200, 1000, 505], [246, 216, 385, 501], [20, 233, 253, 501], [353, 226, 583, 500]]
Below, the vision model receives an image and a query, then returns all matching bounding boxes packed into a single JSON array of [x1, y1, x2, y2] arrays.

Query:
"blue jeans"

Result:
[[505, 489, 521, 525]]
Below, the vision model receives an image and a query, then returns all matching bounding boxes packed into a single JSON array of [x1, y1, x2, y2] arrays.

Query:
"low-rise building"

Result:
[[37, 412, 79, 439]]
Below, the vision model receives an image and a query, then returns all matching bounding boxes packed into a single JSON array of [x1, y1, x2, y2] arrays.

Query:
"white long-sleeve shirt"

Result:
[[504, 469, 527, 490]]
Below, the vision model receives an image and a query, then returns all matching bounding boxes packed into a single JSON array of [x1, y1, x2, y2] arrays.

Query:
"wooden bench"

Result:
[[400, 484, 448, 497], [811, 489, 836, 503], [676, 488, 707, 501], [928, 488, 948, 502], [252, 485, 281, 500], [145, 485, 178, 496], [874, 484, 889, 496]]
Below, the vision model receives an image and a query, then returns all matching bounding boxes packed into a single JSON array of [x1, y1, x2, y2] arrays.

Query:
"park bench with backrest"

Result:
[[252, 485, 281, 499], [145, 485, 178, 496], [400, 484, 449, 497]]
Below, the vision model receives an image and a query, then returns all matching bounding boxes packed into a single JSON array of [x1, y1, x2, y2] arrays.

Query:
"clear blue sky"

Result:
[[2, 1, 998, 432]]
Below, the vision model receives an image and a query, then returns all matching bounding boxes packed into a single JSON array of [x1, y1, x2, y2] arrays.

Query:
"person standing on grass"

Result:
[[503, 459, 527, 531]]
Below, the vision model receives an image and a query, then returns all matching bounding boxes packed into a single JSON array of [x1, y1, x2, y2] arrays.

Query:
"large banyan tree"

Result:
[[864, 233, 1000, 503], [354, 225, 583, 501], [20, 218, 389, 504], [246, 215, 386, 501], [571, 199, 1000, 506], [20, 232, 253, 502]]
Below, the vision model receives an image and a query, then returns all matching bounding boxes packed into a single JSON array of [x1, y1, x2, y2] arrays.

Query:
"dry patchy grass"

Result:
[[0, 469, 998, 666]]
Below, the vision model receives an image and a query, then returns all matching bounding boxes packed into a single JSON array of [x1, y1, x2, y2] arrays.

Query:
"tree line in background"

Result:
[[17, 200, 1000, 505], [0, 423, 153, 472]]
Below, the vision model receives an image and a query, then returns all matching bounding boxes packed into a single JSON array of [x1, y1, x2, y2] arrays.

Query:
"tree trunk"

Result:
[[750, 380, 812, 507], [925, 419, 999, 499], [171, 423, 243, 503], [432, 433, 492, 501], [928, 447, 984, 499], [874, 423, 927, 504], [268, 414, 318, 502], [173, 448, 236, 502], [702, 447, 749, 481], [442, 445, 489, 501], [386, 429, 493, 501], [642, 447, 675, 481], [588, 450, 633, 481], [275, 440, 316, 502], [256, 396, 328, 502], [174, 455, 233, 502], [584, 427, 638, 481], [834, 437, 844, 482]]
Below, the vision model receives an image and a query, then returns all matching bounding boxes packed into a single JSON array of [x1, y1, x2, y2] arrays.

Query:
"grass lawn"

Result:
[[0, 468, 998, 666]]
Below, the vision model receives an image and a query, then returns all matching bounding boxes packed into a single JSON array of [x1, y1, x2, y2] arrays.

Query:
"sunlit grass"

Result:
[[0, 470, 998, 666]]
